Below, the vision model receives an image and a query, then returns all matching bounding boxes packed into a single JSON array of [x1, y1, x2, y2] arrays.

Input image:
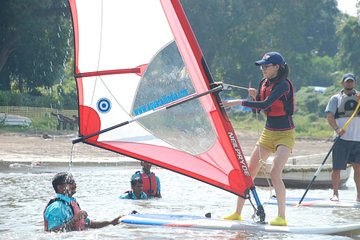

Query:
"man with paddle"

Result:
[[325, 73, 360, 202]]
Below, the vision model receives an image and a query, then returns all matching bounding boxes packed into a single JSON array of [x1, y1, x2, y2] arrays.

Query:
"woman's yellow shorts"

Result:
[[257, 128, 295, 153]]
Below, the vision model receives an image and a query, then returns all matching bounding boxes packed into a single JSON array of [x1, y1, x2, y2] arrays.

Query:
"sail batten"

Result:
[[69, 0, 254, 198], [75, 67, 145, 78]]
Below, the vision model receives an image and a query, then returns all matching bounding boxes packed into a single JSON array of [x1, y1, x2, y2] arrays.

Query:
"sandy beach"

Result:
[[0, 130, 333, 164]]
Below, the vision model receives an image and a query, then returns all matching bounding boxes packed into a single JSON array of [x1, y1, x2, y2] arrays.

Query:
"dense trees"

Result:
[[0, 0, 71, 93], [337, 16, 360, 77], [182, 0, 341, 90], [0, 0, 359, 112]]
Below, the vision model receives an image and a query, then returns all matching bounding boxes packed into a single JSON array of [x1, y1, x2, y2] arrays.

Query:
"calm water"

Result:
[[0, 160, 359, 240]]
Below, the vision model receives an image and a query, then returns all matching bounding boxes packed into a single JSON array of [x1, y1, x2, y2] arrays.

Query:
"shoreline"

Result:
[[1, 130, 333, 165]]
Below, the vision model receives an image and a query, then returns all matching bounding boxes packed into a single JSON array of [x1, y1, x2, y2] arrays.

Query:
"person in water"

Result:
[[131, 161, 161, 198], [119, 176, 148, 200], [325, 73, 360, 202], [44, 172, 122, 232], [222, 52, 295, 226]]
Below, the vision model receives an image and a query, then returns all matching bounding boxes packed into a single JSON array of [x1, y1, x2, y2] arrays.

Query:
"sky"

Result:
[[337, 0, 358, 16]]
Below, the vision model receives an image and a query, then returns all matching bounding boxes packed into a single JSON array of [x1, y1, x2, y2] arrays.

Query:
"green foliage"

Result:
[[296, 87, 323, 116], [0, 0, 72, 92], [290, 54, 338, 89], [293, 114, 332, 138], [30, 116, 57, 131], [337, 16, 360, 76], [183, 0, 340, 91], [0, 87, 76, 109], [0, 116, 57, 133]]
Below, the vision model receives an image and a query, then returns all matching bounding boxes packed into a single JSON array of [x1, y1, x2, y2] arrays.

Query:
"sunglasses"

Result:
[[259, 64, 274, 70]]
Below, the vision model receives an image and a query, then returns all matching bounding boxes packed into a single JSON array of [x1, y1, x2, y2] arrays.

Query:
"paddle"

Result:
[[298, 100, 360, 206]]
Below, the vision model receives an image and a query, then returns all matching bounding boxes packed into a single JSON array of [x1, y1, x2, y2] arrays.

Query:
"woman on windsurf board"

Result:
[[222, 52, 295, 226]]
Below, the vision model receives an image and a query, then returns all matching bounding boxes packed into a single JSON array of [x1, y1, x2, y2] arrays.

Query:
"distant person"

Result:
[[131, 161, 161, 198], [325, 73, 360, 202], [222, 52, 295, 226], [120, 176, 148, 200], [44, 172, 122, 232]]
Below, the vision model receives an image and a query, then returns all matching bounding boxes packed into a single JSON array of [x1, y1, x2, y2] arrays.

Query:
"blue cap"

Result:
[[342, 73, 356, 82], [255, 52, 286, 66]]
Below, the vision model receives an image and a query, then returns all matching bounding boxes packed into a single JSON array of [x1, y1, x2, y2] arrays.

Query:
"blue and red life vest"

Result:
[[43, 198, 86, 231], [258, 78, 295, 117]]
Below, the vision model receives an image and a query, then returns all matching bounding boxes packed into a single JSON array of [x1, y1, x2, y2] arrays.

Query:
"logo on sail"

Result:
[[228, 132, 250, 176], [97, 98, 111, 113], [133, 89, 189, 116]]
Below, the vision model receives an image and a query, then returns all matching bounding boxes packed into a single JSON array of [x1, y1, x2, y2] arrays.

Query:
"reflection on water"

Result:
[[0, 162, 359, 240]]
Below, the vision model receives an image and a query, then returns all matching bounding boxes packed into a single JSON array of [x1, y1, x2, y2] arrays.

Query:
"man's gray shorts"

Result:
[[333, 138, 360, 170]]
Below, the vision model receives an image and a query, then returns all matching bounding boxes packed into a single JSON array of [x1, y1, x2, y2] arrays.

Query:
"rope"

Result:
[[223, 83, 248, 90], [68, 144, 75, 172]]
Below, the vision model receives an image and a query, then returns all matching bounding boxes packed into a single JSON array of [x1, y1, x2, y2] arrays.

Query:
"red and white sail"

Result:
[[68, 0, 253, 198]]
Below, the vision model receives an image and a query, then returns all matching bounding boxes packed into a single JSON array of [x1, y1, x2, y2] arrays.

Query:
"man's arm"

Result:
[[242, 81, 289, 110], [87, 215, 123, 229], [326, 112, 343, 136], [325, 96, 344, 136], [155, 176, 162, 198]]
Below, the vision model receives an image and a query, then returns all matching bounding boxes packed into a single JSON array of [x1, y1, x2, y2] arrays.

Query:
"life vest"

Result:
[[258, 78, 295, 117], [70, 200, 86, 231], [44, 198, 60, 231], [136, 171, 158, 197], [43, 198, 86, 231], [334, 90, 360, 118]]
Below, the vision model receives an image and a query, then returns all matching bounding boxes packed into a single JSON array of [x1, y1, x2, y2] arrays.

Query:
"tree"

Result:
[[182, 0, 340, 90], [0, 0, 72, 92], [337, 17, 360, 76]]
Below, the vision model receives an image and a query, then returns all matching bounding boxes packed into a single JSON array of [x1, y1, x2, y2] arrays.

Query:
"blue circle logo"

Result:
[[97, 98, 111, 113]]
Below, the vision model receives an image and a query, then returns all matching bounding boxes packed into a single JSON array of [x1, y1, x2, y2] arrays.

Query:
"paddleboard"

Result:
[[120, 213, 360, 235], [265, 196, 360, 208]]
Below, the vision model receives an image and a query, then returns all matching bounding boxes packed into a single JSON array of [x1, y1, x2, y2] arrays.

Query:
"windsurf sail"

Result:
[[68, 0, 264, 220]]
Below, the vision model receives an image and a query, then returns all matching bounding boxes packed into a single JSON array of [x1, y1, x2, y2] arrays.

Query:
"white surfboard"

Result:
[[266, 196, 360, 208], [120, 213, 360, 235]]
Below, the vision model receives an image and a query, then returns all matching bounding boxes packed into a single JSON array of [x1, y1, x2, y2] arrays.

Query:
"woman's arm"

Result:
[[222, 99, 244, 107], [242, 81, 290, 110]]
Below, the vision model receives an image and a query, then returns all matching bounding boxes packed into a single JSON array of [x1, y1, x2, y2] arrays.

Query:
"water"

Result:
[[0, 162, 359, 240]]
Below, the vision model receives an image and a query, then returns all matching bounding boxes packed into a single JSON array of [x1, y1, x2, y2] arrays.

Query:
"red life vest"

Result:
[[43, 198, 86, 231], [259, 78, 295, 117], [70, 200, 86, 231], [137, 171, 158, 197]]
